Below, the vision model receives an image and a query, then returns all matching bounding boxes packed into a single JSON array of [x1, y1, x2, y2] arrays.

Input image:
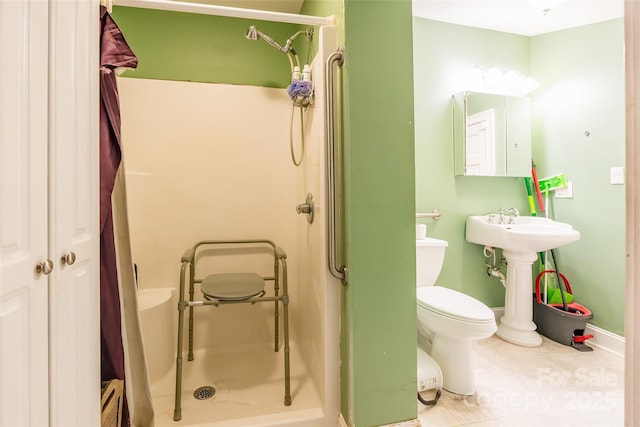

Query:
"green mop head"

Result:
[[538, 173, 568, 193], [548, 288, 574, 305]]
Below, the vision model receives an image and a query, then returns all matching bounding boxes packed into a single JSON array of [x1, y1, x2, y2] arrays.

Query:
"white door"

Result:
[[0, 1, 50, 426], [1, 1, 100, 425], [466, 109, 496, 176], [47, 1, 101, 425]]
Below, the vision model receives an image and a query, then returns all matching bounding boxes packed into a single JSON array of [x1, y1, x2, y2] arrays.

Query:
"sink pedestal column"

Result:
[[497, 250, 542, 347]]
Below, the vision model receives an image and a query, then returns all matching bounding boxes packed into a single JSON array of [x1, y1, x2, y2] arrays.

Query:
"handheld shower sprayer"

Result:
[[245, 26, 314, 56], [245, 25, 315, 168], [245, 25, 286, 52]]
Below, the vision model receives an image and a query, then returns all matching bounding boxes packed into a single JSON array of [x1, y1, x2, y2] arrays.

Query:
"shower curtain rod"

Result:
[[111, 0, 335, 26]]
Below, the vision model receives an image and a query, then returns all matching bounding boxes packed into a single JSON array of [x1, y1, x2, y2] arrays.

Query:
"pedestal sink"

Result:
[[466, 215, 580, 347]]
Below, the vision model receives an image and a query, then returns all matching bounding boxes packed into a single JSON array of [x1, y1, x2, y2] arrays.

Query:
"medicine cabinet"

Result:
[[453, 91, 531, 177]]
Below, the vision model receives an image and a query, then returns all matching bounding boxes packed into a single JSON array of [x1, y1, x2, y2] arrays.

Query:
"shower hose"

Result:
[[290, 103, 307, 166]]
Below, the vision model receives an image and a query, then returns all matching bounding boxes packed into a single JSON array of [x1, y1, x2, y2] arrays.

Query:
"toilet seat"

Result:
[[417, 286, 495, 324]]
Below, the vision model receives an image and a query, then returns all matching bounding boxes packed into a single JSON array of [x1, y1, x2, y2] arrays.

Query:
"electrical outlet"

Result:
[[555, 181, 573, 199], [610, 167, 625, 185]]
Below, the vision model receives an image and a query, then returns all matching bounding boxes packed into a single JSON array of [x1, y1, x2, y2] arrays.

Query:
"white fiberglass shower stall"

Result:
[[114, 2, 341, 426]]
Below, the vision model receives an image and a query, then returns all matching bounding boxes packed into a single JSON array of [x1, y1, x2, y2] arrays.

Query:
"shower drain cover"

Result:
[[193, 385, 216, 400]]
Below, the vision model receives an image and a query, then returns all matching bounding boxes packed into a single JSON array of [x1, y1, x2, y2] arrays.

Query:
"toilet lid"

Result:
[[417, 286, 495, 323]]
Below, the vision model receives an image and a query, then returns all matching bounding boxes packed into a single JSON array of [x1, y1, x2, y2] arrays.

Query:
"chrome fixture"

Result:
[[416, 209, 442, 220], [245, 25, 313, 55], [296, 193, 314, 224], [325, 48, 347, 285], [245, 25, 314, 80], [487, 207, 519, 225], [505, 207, 520, 223], [245, 26, 285, 52], [283, 28, 314, 54], [193, 385, 216, 400]]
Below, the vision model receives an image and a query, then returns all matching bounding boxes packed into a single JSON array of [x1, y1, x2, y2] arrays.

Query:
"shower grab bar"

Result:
[[325, 48, 347, 285], [416, 210, 442, 220]]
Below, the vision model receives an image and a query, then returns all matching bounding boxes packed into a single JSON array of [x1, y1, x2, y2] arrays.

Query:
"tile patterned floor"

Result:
[[418, 335, 624, 426]]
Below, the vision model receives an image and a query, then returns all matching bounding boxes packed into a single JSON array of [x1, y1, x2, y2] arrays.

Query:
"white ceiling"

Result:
[[412, 0, 624, 36]]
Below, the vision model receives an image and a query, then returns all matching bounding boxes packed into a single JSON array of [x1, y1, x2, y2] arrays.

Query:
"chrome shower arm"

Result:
[[282, 28, 314, 53], [245, 25, 310, 71], [259, 31, 285, 52], [246, 26, 313, 56]]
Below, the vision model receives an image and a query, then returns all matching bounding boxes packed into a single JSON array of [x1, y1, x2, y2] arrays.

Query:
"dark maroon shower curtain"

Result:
[[100, 6, 137, 426]]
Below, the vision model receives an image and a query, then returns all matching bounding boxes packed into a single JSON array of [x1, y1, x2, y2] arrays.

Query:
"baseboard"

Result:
[[491, 306, 625, 357], [585, 323, 625, 357], [378, 420, 421, 427], [338, 414, 421, 427]]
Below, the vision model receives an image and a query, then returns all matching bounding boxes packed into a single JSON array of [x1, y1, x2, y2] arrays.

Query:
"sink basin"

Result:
[[466, 215, 580, 253], [466, 214, 580, 347]]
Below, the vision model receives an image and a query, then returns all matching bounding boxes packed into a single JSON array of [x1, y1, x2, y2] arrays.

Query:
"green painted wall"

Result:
[[342, 1, 417, 425], [530, 19, 625, 335], [413, 18, 530, 309], [412, 17, 625, 335], [112, 6, 315, 87]]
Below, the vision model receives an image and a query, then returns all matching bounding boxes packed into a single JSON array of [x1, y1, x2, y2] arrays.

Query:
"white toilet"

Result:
[[416, 237, 497, 395]]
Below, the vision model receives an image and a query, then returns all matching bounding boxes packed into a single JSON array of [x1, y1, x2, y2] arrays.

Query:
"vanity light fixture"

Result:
[[466, 66, 539, 96]]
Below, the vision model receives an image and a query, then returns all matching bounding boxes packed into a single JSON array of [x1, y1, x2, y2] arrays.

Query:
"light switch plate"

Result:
[[555, 181, 573, 199], [610, 167, 625, 185]]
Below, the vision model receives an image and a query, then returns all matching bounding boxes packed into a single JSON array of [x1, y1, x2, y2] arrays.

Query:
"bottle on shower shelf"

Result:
[[302, 64, 312, 81], [292, 66, 301, 82]]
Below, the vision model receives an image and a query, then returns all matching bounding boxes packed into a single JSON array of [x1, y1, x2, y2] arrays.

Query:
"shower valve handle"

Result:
[[296, 193, 314, 224], [296, 204, 311, 214]]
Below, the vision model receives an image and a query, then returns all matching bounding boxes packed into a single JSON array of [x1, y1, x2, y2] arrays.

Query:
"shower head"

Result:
[[244, 26, 314, 55], [245, 25, 287, 53], [245, 25, 259, 41]]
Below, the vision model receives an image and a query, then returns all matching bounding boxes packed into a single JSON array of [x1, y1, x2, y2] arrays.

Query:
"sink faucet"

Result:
[[505, 208, 519, 224], [497, 207, 507, 223], [490, 207, 519, 224]]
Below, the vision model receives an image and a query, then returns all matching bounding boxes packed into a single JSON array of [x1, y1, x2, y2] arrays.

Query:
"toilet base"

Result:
[[430, 334, 476, 396]]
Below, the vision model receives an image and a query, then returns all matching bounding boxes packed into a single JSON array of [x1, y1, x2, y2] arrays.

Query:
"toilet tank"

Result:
[[416, 237, 448, 288]]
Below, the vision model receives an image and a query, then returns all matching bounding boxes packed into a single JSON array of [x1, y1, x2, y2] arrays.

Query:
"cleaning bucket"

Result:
[[533, 270, 594, 351]]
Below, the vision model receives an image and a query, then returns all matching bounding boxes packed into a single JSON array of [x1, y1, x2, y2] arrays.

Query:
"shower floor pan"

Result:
[[150, 341, 324, 427]]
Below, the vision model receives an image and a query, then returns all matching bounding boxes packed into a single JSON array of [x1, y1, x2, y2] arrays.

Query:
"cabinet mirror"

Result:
[[453, 91, 531, 177]]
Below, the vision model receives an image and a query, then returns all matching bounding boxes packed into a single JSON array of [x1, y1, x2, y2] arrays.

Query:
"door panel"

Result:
[[466, 109, 496, 176], [47, 0, 100, 425], [0, 1, 50, 425]]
